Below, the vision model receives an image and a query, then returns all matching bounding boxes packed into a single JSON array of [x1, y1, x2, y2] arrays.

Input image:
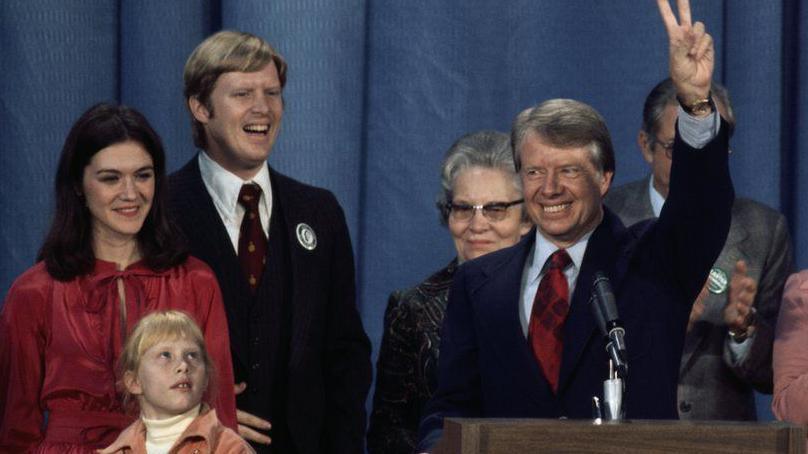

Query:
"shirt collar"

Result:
[[647, 175, 665, 218], [527, 228, 592, 285], [142, 404, 201, 446], [198, 151, 272, 221]]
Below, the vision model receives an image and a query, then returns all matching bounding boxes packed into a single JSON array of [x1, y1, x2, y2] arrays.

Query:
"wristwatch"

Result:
[[728, 327, 750, 343], [728, 307, 757, 343], [677, 92, 715, 116]]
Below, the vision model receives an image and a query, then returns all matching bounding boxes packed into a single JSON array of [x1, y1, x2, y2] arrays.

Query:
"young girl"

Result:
[[100, 310, 253, 453]]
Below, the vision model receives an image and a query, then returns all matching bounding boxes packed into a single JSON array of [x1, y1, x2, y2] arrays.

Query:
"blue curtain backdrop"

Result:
[[1, 1, 805, 422]]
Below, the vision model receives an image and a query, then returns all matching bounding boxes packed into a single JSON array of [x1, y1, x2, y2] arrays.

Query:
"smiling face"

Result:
[[190, 62, 283, 180], [448, 167, 531, 262], [82, 141, 155, 251], [125, 337, 208, 420], [518, 132, 612, 248]]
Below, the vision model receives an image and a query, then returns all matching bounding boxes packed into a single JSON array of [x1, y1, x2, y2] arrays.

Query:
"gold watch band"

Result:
[[728, 307, 757, 343], [677, 92, 715, 116]]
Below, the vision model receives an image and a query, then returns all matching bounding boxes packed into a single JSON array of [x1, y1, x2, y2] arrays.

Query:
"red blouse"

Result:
[[0, 257, 237, 453]]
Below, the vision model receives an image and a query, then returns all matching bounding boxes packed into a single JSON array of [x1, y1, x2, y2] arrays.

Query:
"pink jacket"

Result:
[[99, 407, 254, 454], [772, 271, 808, 448]]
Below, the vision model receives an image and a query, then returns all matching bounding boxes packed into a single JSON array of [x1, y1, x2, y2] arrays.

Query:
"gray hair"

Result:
[[436, 130, 523, 225], [511, 98, 615, 176], [641, 78, 736, 140]]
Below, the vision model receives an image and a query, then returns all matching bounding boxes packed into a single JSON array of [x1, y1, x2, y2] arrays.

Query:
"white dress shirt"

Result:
[[519, 231, 591, 337], [198, 151, 272, 253]]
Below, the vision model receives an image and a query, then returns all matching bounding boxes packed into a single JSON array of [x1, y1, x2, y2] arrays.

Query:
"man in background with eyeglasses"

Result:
[[605, 78, 793, 421]]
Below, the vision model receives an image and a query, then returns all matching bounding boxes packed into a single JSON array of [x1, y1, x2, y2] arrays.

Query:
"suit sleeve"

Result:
[[0, 275, 48, 452], [417, 267, 481, 452], [323, 197, 372, 454], [653, 118, 734, 306], [723, 213, 793, 392], [367, 291, 420, 454], [772, 272, 808, 422]]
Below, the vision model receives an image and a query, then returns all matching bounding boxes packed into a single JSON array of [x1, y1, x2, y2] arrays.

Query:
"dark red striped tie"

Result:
[[237, 184, 267, 293], [528, 249, 572, 393]]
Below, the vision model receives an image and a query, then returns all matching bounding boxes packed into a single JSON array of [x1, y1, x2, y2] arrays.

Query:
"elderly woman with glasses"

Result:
[[367, 130, 531, 454]]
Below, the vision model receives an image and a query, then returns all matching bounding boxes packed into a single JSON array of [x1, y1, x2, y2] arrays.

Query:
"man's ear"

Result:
[[519, 220, 533, 236], [123, 370, 143, 396], [638, 130, 654, 164], [188, 96, 211, 124], [599, 170, 614, 197]]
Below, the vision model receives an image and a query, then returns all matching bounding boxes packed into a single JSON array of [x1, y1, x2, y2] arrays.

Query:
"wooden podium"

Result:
[[434, 418, 806, 454]]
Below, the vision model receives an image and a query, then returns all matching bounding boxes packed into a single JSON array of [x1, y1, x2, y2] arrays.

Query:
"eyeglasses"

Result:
[[653, 136, 675, 159], [654, 136, 733, 158], [447, 199, 524, 222]]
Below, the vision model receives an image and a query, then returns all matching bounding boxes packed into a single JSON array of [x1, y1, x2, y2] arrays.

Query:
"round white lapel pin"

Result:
[[707, 267, 728, 294], [296, 223, 317, 250]]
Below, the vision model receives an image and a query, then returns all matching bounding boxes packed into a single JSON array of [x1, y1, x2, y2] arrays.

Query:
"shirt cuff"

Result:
[[677, 106, 721, 149], [725, 331, 754, 364]]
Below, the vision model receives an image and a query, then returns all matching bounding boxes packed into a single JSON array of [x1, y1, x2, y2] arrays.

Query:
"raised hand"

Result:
[[656, 0, 714, 104], [723, 260, 758, 335]]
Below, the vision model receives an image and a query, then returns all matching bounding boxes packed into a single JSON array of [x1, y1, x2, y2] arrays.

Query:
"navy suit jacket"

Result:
[[418, 122, 733, 449], [170, 157, 372, 454]]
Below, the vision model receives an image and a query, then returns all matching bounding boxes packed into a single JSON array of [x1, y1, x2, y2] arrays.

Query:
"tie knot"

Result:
[[547, 249, 571, 271], [238, 184, 262, 211]]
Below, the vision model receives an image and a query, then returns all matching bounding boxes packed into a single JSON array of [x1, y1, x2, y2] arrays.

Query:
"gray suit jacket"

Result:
[[605, 177, 793, 420]]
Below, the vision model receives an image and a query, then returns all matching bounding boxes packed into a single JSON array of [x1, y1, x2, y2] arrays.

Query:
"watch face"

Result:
[[691, 100, 713, 115], [729, 329, 749, 343], [678, 94, 714, 116]]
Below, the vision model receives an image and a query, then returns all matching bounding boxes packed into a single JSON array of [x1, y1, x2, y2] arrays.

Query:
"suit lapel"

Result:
[[173, 159, 251, 368], [615, 177, 655, 226], [723, 210, 748, 250], [479, 233, 554, 403], [558, 210, 624, 393], [268, 168, 315, 371], [638, 177, 656, 219]]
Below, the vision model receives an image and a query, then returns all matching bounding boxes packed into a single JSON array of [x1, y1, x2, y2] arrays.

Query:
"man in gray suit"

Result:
[[605, 78, 793, 420]]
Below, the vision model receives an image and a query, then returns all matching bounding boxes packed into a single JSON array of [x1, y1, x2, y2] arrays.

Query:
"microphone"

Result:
[[591, 272, 628, 378]]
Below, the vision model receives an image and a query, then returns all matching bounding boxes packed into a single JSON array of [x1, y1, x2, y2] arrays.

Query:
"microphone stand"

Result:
[[590, 273, 628, 422], [603, 360, 624, 421]]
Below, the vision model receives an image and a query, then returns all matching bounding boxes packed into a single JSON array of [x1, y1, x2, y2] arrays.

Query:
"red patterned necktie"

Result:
[[237, 184, 267, 293], [528, 249, 572, 393]]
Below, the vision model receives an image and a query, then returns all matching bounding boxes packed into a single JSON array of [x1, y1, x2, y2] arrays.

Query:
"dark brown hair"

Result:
[[37, 103, 188, 280]]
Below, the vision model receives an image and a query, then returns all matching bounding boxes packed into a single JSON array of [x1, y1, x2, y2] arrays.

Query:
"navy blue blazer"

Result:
[[418, 122, 733, 449]]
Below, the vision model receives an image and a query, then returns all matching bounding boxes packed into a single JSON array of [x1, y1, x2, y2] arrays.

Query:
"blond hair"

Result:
[[118, 310, 215, 409], [184, 30, 287, 149]]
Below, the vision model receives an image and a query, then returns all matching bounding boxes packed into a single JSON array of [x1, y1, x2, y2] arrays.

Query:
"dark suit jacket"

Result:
[[605, 177, 793, 420], [169, 157, 372, 454], [418, 122, 733, 450]]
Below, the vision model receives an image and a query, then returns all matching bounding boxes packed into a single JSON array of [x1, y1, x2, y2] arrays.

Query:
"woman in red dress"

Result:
[[0, 103, 237, 453]]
